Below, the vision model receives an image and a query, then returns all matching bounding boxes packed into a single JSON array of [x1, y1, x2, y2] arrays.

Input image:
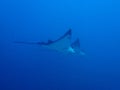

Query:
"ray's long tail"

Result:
[[14, 41, 39, 45]]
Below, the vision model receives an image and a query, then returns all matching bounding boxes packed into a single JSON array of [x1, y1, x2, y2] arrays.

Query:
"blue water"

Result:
[[0, 0, 120, 90]]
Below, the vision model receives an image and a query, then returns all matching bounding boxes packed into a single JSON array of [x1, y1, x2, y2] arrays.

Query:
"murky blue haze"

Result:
[[0, 0, 120, 90]]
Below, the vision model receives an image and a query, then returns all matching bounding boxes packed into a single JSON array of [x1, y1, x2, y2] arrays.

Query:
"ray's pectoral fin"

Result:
[[71, 38, 80, 51], [71, 38, 85, 55], [43, 29, 72, 52]]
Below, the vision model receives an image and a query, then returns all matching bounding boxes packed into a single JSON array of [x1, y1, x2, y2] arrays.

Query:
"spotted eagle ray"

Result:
[[14, 29, 85, 55]]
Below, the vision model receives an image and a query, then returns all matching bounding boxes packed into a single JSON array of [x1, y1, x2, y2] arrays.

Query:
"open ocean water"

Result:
[[0, 0, 120, 90]]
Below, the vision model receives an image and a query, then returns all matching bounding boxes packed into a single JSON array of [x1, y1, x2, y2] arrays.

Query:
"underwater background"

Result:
[[0, 0, 120, 90]]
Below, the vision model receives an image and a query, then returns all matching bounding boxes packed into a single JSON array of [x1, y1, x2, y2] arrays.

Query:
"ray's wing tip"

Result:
[[65, 28, 72, 36], [68, 28, 72, 33]]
